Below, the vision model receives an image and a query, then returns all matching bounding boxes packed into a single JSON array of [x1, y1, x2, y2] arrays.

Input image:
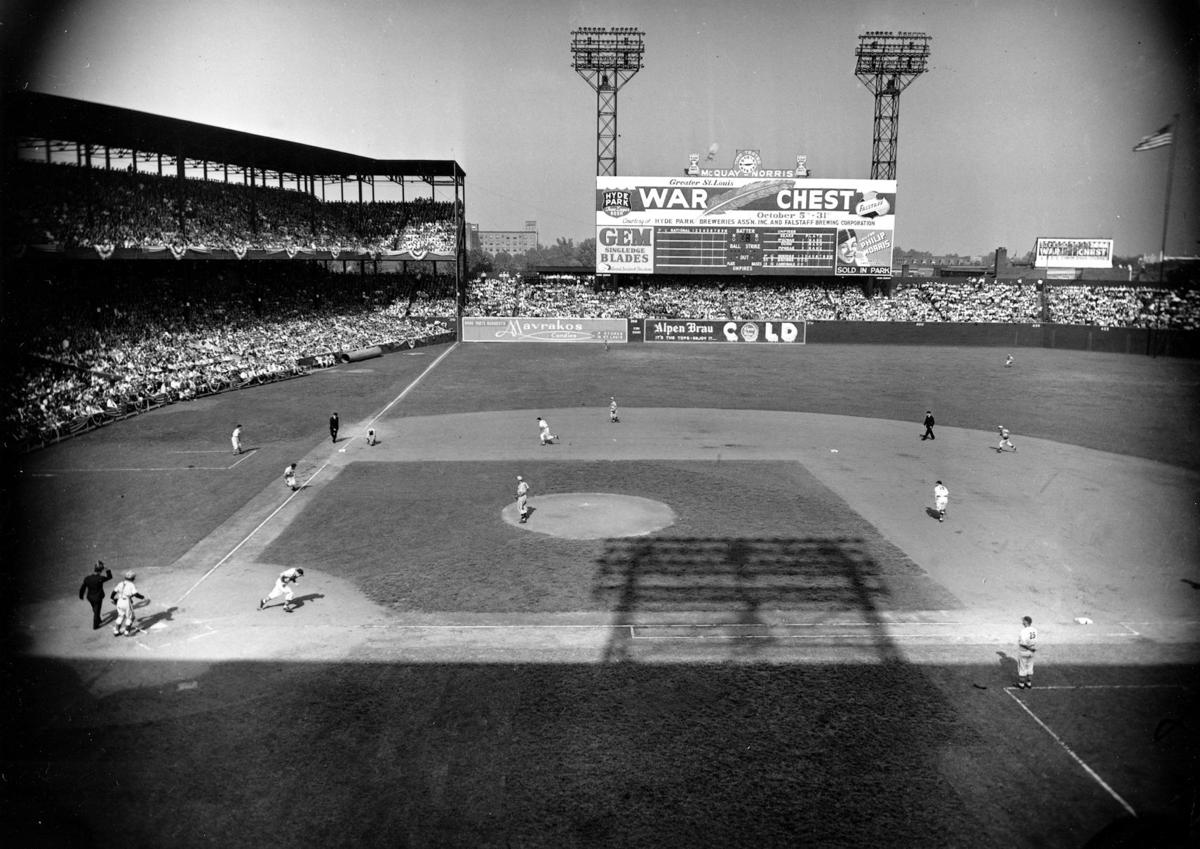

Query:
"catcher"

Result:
[[259, 567, 304, 613]]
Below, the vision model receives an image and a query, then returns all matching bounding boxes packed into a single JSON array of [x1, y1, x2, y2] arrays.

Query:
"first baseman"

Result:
[[1017, 616, 1038, 688]]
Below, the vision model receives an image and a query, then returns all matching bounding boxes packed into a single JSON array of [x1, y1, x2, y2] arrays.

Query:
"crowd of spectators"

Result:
[[461, 273, 1200, 328], [8, 161, 457, 255], [3, 265, 452, 450]]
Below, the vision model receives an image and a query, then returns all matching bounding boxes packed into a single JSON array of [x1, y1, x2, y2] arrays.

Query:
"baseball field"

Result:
[[3, 340, 1199, 848]]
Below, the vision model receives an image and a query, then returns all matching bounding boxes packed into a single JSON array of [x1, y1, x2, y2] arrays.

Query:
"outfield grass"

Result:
[[395, 344, 1200, 469]]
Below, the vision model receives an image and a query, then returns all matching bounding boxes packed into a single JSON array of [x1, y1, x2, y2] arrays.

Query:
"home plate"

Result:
[[502, 492, 675, 539]]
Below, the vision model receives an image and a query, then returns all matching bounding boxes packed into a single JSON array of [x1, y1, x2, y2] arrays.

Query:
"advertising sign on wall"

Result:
[[643, 319, 807, 344], [460, 317, 628, 343], [1033, 238, 1114, 269]]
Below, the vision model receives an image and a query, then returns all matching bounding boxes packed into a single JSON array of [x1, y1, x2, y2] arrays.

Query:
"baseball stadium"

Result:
[[4, 22, 1200, 849]]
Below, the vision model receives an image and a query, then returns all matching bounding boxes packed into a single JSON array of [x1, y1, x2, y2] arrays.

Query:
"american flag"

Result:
[[1133, 124, 1173, 152]]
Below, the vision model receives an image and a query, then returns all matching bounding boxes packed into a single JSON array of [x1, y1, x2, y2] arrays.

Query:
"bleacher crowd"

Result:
[[459, 272, 1200, 330]]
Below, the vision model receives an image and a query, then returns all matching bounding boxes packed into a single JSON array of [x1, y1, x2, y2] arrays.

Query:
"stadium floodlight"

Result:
[[570, 26, 645, 176], [854, 30, 931, 180]]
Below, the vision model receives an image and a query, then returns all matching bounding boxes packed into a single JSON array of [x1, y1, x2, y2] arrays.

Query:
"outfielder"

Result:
[[537, 416, 556, 445], [609, 397, 620, 423], [996, 426, 1016, 453], [259, 567, 304, 613], [933, 481, 949, 523], [231, 424, 243, 455], [284, 463, 298, 491], [516, 475, 530, 523], [111, 571, 145, 637], [1017, 616, 1038, 688]]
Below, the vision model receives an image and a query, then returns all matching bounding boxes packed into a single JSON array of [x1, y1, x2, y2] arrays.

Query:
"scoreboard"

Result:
[[597, 176, 896, 277]]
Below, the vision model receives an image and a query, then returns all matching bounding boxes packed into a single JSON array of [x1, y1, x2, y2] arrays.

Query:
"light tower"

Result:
[[570, 27, 645, 176], [854, 31, 931, 180]]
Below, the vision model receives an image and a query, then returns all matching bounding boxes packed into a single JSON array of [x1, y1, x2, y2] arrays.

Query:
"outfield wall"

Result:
[[455, 316, 1198, 357], [805, 321, 1200, 358]]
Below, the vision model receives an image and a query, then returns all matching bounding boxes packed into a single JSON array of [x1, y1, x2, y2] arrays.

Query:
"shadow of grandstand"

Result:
[[6, 652, 1193, 849], [593, 536, 906, 664]]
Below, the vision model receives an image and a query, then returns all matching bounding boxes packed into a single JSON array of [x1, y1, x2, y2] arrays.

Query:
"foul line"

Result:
[[173, 343, 459, 606], [173, 459, 334, 605], [361, 341, 459, 433], [1004, 687, 1137, 817]]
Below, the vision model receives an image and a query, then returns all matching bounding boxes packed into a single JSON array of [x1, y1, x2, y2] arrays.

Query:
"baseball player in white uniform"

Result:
[[996, 426, 1016, 453], [284, 463, 298, 491], [1017, 616, 1038, 688], [609, 397, 620, 423], [231, 424, 243, 455], [111, 571, 145, 637], [537, 416, 556, 445], [259, 567, 304, 613], [516, 475, 530, 523], [933, 481, 949, 523]]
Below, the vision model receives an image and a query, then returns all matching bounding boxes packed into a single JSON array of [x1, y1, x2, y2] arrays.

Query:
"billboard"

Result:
[[1033, 238, 1114, 269], [597, 176, 896, 277], [643, 319, 807, 344], [460, 316, 627, 343]]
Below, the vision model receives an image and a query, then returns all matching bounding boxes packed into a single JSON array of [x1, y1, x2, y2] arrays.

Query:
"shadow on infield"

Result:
[[593, 535, 933, 664]]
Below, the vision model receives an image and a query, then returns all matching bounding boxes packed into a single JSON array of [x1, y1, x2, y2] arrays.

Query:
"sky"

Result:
[[3, 0, 1198, 258]]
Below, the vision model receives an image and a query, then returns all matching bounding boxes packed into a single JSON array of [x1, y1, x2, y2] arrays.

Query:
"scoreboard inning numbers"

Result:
[[654, 227, 836, 273], [597, 176, 896, 277]]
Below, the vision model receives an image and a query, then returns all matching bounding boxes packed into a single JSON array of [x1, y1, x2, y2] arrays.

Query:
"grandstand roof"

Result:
[[4, 91, 465, 181]]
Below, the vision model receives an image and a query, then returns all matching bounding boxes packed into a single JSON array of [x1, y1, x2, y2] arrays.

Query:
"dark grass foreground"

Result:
[[5, 656, 1196, 849], [261, 460, 961, 614]]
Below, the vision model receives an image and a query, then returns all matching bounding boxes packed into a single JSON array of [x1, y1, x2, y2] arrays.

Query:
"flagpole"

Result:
[[1159, 113, 1179, 285]]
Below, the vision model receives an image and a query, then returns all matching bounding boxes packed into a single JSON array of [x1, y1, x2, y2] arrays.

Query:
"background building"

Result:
[[470, 220, 538, 255]]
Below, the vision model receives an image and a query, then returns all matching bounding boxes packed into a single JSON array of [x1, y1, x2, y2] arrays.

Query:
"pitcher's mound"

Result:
[[503, 493, 675, 539]]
